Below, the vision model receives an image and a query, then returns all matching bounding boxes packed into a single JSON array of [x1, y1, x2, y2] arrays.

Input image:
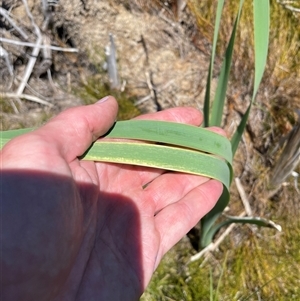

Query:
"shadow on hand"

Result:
[[1, 170, 143, 301]]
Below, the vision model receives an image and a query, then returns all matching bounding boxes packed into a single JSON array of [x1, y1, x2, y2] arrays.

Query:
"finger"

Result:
[[154, 179, 223, 260], [34, 96, 118, 161], [134, 107, 203, 127], [143, 173, 210, 213], [206, 126, 227, 137]]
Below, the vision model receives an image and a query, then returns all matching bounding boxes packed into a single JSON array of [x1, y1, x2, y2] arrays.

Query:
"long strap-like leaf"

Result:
[[200, 0, 270, 248], [200, 0, 245, 248], [203, 0, 225, 127], [210, 0, 245, 127], [1, 120, 233, 192], [83, 141, 231, 189], [106, 120, 232, 164], [231, 0, 270, 155]]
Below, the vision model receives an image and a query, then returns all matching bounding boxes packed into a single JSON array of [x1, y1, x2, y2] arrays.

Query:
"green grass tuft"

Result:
[[76, 75, 141, 120], [142, 208, 300, 300]]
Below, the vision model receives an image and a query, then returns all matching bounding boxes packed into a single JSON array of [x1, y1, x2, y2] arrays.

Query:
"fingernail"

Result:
[[97, 96, 110, 104]]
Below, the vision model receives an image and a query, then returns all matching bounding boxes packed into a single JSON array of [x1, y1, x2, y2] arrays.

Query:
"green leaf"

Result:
[[83, 141, 231, 189], [0, 128, 35, 148], [200, 0, 270, 248], [106, 120, 232, 165], [200, 189, 230, 248], [231, 0, 270, 155], [210, 0, 244, 127], [203, 0, 225, 127], [0, 120, 233, 194], [1, 121, 232, 165], [203, 215, 281, 246]]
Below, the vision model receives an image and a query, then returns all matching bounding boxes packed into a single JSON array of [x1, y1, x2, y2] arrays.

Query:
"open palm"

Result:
[[1, 97, 223, 301]]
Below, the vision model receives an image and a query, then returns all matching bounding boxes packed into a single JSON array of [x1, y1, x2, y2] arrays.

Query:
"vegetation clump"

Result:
[[77, 76, 141, 121]]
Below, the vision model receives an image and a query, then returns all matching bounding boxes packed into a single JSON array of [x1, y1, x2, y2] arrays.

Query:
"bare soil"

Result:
[[1, 0, 216, 114]]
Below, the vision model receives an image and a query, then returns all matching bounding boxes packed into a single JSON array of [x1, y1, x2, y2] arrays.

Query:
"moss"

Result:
[[0, 97, 18, 114], [75, 76, 141, 121]]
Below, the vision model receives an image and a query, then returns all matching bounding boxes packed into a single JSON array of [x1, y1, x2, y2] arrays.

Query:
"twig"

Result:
[[138, 35, 149, 65], [189, 211, 247, 263], [6, 98, 20, 114], [277, 1, 300, 15], [3, 92, 54, 107], [176, 0, 186, 20], [158, 9, 178, 28], [47, 69, 57, 92], [41, 0, 52, 31], [135, 80, 175, 105], [0, 37, 79, 52], [0, 46, 14, 76], [145, 71, 162, 111], [0, 46, 14, 90], [0, 7, 29, 40], [283, 4, 300, 13], [34, 34, 52, 77], [16, 0, 42, 96], [16, 37, 42, 96], [135, 94, 152, 105], [235, 177, 253, 216], [105, 33, 120, 89], [22, 0, 41, 40]]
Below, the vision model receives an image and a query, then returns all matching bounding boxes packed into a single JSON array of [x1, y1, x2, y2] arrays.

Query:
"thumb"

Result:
[[35, 96, 118, 161]]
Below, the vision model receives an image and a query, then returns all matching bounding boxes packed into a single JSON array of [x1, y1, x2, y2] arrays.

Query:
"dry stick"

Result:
[[235, 177, 253, 216], [135, 94, 152, 106], [16, 36, 42, 96], [34, 35, 52, 77], [0, 46, 14, 76], [138, 35, 149, 65], [136, 69, 198, 106], [284, 4, 300, 13], [3, 92, 54, 107], [106, 33, 120, 90], [0, 7, 29, 40], [189, 211, 247, 263], [176, 0, 187, 20], [0, 46, 14, 92], [145, 71, 162, 111], [135, 80, 175, 105], [6, 98, 20, 114], [0, 37, 79, 52], [17, 77, 52, 100], [41, 0, 54, 31], [16, 0, 42, 96]]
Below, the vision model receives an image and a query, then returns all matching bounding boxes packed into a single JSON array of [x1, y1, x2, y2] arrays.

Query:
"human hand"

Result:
[[1, 96, 224, 301]]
